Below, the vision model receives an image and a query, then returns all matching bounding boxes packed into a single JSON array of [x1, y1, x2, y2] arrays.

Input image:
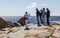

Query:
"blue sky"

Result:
[[0, 0, 60, 16]]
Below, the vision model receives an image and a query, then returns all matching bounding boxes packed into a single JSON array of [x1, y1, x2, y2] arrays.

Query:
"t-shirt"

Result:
[[24, 13, 29, 20], [42, 10, 46, 17], [36, 11, 40, 16], [46, 10, 50, 17]]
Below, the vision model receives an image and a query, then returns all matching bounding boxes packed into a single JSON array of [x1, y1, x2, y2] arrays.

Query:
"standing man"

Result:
[[24, 12, 29, 30], [36, 8, 41, 26], [40, 9, 43, 24], [41, 8, 46, 25], [46, 8, 50, 26]]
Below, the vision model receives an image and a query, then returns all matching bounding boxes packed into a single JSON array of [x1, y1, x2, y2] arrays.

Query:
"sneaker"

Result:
[[48, 25, 52, 27], [49, 25, 52, 27], [24, 28, 30, 30], [38, 25, 41, 27]]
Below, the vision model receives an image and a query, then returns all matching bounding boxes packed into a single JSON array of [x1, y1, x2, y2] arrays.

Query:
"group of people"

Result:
[[24, 8, 51, 30], [36, 8, 50, 26]]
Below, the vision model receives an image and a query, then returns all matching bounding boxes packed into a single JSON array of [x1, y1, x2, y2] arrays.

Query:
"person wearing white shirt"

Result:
[[24, 12, 30, 30], [41, 8, 46, 25]]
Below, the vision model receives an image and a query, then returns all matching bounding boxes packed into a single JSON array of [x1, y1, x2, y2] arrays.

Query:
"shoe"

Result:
[[38, 25, 41, 27], [48, 25, 52, 27], [49, 25, 52, 27], [24, 28, 30, 30]]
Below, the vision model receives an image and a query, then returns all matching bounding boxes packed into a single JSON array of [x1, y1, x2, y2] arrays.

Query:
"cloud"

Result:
[[27, 2, 37, 8], [40, 3, 47, 7], [27, 3, 47, 8]]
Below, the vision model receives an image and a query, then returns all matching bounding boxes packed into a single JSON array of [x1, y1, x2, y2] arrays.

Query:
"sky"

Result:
[[0, 0, 60, 16]]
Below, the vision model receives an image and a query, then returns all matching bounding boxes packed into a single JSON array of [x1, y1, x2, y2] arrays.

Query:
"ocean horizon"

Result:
[[2, 16, 60, 24]]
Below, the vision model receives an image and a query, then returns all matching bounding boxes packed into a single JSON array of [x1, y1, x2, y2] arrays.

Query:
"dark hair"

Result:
[[46, 8, 49, 10], [25, 12, 28, 14], [43, 8, 45, 10], [36, 8, 38, 10], [40, 9, 42, 11]]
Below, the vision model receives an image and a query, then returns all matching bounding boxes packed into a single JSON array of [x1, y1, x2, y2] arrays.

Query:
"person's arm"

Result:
[[45, 11, 47, 15], [29, 13, 30, 17], [28, 13, 30, 19]]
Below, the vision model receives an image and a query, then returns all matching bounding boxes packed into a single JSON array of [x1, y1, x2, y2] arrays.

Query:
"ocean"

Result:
[[2, 16, 60, 24]]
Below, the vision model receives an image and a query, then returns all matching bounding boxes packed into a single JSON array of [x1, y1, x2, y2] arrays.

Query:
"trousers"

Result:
[[25, 19, 28, 28]]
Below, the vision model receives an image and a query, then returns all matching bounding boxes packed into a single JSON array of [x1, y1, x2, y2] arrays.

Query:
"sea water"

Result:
[[2, 16, 60, 24]]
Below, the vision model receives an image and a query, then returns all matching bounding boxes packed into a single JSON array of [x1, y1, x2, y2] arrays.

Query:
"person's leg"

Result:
[[39, 15, 41, 26], [41, 19, 43, 24], [25, 20, 29, 30], [43, 17, 46, 25], [47, 17, 52, 27], [25, 20, 28, 28], [47, 17, 49, 25], [41, 17, 43, 24], [37, 16, 40, 26], [40, 15, 41, 23]]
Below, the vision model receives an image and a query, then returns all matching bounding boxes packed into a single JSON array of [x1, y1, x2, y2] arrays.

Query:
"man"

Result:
[[40, 9, 43, 24], [41, 8, 46, 25], [24, 12, 29, 30], [36, 8, 41, 26], [46, 8, 50, 26]]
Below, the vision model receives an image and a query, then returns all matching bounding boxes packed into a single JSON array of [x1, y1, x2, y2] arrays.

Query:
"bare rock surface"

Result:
[[0, 21, 60, 38], [17, 17, 25, 26], [6, 24, 55, 38], [17, 17, 30, 26], [0, 17, 8, 29]]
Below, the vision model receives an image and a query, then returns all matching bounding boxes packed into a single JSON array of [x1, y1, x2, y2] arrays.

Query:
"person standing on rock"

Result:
[[36, 8, 41, 26], [46, 8, 50, 26], [40, 9, 43, 24], [24, 12, 30, 30], [41, 8, 46, 25]]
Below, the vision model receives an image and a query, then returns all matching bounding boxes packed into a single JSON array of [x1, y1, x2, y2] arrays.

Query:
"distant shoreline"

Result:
[[1, 16, 60, 23], [1, 16, 60, 17]]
